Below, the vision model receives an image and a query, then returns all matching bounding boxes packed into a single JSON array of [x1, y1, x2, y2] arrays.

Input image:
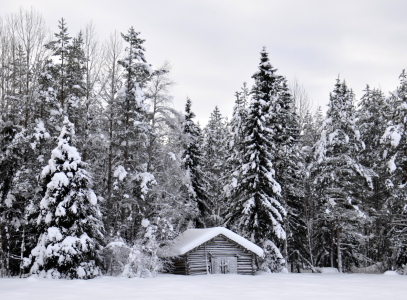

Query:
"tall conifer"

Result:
[[182, 98, 208, 228], [311, 79, 374, 272], [226, 48, 286, 272], [381, 70, 407, 269]]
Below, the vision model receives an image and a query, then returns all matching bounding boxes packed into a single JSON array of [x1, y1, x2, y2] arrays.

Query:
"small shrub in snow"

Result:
[[103, 239, 131, 276], [121, 242, 161, 278], [259, 239, 286, 273], [103, 222, 163, 278]]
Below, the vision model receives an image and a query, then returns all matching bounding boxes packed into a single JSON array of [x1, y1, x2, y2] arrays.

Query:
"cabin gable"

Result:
[[183, 234, 257, 275]]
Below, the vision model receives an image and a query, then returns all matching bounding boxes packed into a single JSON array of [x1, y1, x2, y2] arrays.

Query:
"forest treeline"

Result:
[[1, 9, 407, 278]]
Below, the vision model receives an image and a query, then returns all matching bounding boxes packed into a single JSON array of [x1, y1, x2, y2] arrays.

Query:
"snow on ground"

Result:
[[1, 273, 406, 300]]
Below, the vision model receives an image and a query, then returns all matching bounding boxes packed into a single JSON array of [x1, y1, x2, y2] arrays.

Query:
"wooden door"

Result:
[[212, 257, 238, 274]]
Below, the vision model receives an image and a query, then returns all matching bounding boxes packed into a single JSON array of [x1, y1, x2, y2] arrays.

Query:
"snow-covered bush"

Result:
[[103, 240, 163, 278], [259, 239, 286, 273], [103, 220, 164, 278], [121, 242, 161, 278], [103, 239, 131, 276]]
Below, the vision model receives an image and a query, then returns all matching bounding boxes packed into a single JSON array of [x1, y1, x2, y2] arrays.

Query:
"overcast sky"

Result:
[[4, 0, 407, 125]]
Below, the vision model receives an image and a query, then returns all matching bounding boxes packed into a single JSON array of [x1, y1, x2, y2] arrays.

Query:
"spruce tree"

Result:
[[300, 107, 326, 271], [358, 85, 389, 173], [225, 83, 251, 212], [28, 117, 104, 279], [182, 98, 208, 228], [66, 31, 87, 132], [117, 27, 150, 166], [226, 48, 286, 272], [273, 78, 307, 271], [45, 18, 72, 111], [202, 106, 229, 226], [227, 84, 249, 184], [381, 70, 407, 270], [310, 79, 375, 272], [109, 27, 156, 241], [0, 123, 28, 276], [35, 59, 61, 134], [357, 85, 393, 264], [230, 83, 249, 157]]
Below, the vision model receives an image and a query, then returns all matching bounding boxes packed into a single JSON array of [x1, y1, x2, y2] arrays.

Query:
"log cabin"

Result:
[[158, 227, 264, 275]]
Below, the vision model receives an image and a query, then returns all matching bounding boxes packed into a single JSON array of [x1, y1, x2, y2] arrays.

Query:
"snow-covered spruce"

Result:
[[310, 79, 375, 272], [381, 71, 407, 187], [27, 117, 104, 279], [271, 75, 307, 272], [201, 106, 229, 226], [105, 27, 156, 241], [182, 98, 209, 228], [228, 82, 250, 179], [380, 70, 407, 265], [226, 48, 286, 272]]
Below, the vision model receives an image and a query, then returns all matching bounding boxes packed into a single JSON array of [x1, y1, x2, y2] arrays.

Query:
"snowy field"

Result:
[[1, 273, 406, 300]]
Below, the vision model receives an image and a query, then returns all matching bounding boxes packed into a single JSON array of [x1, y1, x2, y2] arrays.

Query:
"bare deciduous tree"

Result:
[[289, 77, 312, 131], [99, 30, 123, 235], [7, 8, 50, 126], [81, 21, 104, 162]]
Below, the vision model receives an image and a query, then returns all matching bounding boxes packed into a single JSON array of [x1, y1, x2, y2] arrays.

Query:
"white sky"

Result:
[[3, 0, 407, 125]]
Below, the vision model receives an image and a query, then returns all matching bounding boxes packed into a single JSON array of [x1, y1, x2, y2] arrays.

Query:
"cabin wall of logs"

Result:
[[171, 234, 258, 275]]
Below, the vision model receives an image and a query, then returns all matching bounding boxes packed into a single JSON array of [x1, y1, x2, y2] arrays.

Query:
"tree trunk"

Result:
[[19, 228, 25, 278], [337, 226, 342, 273], [106, 116, 113, 234], [330, 227, 335, 268], [5, 225, 10, 277], [283, 217, 288, 270], [0, 222, 3, 277]]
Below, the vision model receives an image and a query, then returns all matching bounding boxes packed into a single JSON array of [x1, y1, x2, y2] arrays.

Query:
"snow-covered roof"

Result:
[[158, 227, 264, 258]]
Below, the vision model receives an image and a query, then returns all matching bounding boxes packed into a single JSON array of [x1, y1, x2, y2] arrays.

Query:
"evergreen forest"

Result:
[[1, 9, 407, 278]]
